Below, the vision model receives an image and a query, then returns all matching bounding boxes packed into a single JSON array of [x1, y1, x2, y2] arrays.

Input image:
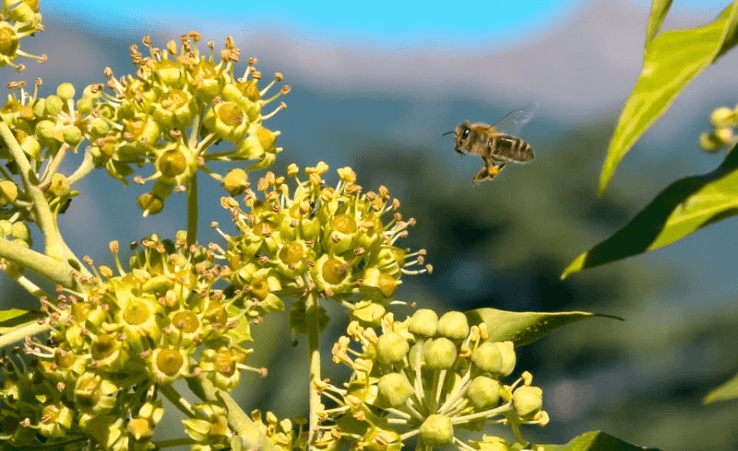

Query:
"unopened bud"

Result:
[[437, 311, 469, 340], [409, 309, 438, 337], [376, 332, 409, 365], [467, 375, 501, 409], [512, 385, 543, 419], [710, 106, 735, 128], [377, 372, 413, 408], [419, 414, 454, 447], [423, 337, 457, 370]]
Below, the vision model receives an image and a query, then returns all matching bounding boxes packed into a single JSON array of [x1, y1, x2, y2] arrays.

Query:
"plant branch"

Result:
[[0, 318, 50, 348], [0, 237, 76, 288], [306, 291, 321, 448], [0, 120, 66, 261], [67, 149, 97, 185], [187, 172, 198, 246]]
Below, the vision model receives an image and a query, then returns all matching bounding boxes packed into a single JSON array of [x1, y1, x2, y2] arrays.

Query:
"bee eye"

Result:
[[461, 129, 470, 139]]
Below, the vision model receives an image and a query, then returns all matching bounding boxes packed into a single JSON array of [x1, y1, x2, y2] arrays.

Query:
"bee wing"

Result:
[[490, 102, 539, 136]]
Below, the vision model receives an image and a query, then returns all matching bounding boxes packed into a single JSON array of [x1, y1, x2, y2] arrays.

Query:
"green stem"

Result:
[[196, 375, 274, 451], [67, 150, 97, 185], [38, 143, 69, 188], [0, 237, 76, 288], [159, 383, 195, 418], [0, 319, 50, 348], [187, 172, 198, 246], [306, 291, 321, 448], [0, 121, 66, 261], [10, 274, 48, 298]]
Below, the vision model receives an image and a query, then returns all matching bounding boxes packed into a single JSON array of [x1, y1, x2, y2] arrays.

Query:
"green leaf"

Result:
[[598, 1, 738, 195], [538, 431, 661, 451], [0, 308, 41, 331], [704, 372, 738, 404], [645, 0, 673, 47], [465, 308, 621, 347], [563, 145, 738, 278]]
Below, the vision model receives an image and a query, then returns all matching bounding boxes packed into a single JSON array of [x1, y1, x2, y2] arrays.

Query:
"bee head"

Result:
[[453, 122, 472, 155]]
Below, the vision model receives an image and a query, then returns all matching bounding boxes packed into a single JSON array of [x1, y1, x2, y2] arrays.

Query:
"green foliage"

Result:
[[705, 373, 738, 403], [539, 431, 662, 451], [563, 142, 738, 277], [0, 308, 38, 330], [644, 0, 673, 47], [599, 1, 738, 194], [467, 308, 622, 347], [566, 0, 738, 432]]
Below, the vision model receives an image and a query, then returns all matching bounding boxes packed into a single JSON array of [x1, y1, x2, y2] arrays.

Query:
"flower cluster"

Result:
[[0, 0, 45, 71], [0, 80, 83, 226], [239, 409, 309, 451], [0, 33, 288, 221], [321, 310, 548, 450], [1, 234, 270, 450], [214, 162, 432, 332], [699, 104, 738, 151], [97, 33, 288, 214]]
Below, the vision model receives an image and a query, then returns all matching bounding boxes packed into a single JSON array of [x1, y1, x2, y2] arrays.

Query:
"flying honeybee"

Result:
[[444, 103, 538, 183]]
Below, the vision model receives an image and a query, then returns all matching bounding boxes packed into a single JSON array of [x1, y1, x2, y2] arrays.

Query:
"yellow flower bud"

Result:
[[376, 332, 409, 365], [0, 26, 19, 59], [222, 168, 249, 195], [423, 337, 457, 370], [512, 385, 543, 419], [377, 373, 413, 408], [0, 180, 18, 205], [419, 414, 454, 447], [56, 82, 76, 101], [48, 173, 70, 197], [467, 376, 501, 409], [409, 309, 438, 337], [710, 106, 735, 128], [437, 311, 469, 340]]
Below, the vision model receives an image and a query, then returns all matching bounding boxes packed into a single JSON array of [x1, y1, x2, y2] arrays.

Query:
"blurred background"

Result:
[[4, 0, 738, 449]]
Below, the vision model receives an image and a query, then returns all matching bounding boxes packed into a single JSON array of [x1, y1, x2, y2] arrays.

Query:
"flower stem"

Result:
[[160, 383, 195, 418], [0, 319, 50, 348], [306, 291, 321, 448], [0, 120, 66, 262], [195, 375, 274, 451], [187, 172, 198, 246], [0, 237, 76, 288], [67, 150, 97, 185]]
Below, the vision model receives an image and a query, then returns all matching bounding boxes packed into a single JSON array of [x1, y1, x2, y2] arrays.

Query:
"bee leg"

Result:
[[472, 166, 491, 184], [473, 164, 497, 183], [473, 155, 505, 183], [484, 161, 505, 180]]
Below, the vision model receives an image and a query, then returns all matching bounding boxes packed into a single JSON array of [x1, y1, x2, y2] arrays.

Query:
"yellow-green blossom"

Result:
[[322, 312, 549, 450]]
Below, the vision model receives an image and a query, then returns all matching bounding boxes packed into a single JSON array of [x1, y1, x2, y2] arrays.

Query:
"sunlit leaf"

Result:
[[537, 431, 661, 451], [465, 308, 621, 347], [645, 0, 673, 47], [598, 1, 738, 194], [0, 308, 41, 331], [704, 372, 738, 404], [564, 145, 738, 278]]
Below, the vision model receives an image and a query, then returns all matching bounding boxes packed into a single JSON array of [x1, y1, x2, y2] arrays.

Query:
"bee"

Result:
[[444, 103, 538, 183]]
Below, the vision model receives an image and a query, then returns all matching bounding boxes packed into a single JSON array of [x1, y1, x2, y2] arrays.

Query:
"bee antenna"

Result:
[[442, 130, 454, 136]]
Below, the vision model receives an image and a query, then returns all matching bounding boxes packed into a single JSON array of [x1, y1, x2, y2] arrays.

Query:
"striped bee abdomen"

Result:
[[494, 135, 533, 162]]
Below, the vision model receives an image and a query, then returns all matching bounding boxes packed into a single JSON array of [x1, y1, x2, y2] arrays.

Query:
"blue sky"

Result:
[[44, 0, 732, 46]]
